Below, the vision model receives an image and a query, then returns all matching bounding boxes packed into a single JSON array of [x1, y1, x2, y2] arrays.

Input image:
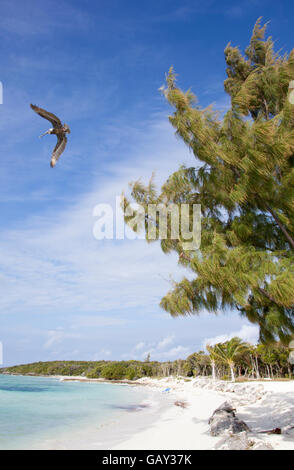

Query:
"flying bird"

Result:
[[30, 104, 70, 167]]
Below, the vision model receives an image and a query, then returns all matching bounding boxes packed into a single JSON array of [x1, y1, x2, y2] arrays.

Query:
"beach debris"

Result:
[[209, 401, 250, 436], [162, 387, 171, 393], [174, 400, 188, 408], [258, 427, 282, 435], [30, 104, 70, 167], [214, 431, 273, 451]]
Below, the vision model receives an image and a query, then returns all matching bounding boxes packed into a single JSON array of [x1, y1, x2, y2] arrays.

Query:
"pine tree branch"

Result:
[[179, 253, 282, 307], [263, 99, 269, 120], [261, 93, 294, 250], [179, 252, 191, 262], [265, 205, 294, 251], [258, 287, 281, 306]]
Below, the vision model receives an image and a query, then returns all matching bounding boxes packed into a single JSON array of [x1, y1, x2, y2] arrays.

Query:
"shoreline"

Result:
[[0, 373, 148, 386], [1, 374, 294, 449], [29, 379, 173, 450]]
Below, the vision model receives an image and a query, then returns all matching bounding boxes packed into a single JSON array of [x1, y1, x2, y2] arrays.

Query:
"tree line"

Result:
[[1, 338, 292, 381]]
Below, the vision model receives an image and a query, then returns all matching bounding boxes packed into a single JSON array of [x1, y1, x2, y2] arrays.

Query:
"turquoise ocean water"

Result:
[[0, 375, 150, 450]]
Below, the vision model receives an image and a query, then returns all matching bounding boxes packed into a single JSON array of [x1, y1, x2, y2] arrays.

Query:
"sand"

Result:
[[29, 374, 294, 450], [109, 377, 294, 450]]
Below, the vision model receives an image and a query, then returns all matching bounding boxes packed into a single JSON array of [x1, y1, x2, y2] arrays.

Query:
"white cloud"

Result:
[[157, 334, 175, 349], [71, 315, 129, 328], [99, 349, 111, 357], [102, 349, 111, 356], [203, 324, 259, 349], [0, 117, 189, 317], [0, 0, 91, 36], [161, 345, 191, 359], [90, 349, 112, 360], [44, 328, 81, 349], [130, 334, 191, 361]]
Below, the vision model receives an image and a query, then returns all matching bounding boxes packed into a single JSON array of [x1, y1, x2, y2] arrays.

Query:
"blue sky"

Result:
[[0, 0, 293, 366]]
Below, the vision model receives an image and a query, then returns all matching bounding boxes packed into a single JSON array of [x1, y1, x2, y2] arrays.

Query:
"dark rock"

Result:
[[230, 416, 250, 434], [209, 402, 250, 436], [210, 401, 236, 419]]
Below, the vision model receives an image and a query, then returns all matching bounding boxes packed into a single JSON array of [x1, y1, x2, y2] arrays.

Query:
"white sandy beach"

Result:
[[108, 377, 294, 450], [28, 375, 294, 450]]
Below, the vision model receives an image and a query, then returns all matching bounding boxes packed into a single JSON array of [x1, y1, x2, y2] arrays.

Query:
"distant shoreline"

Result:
[[0, 372, 147, 386], [1, 371, 292, 383]]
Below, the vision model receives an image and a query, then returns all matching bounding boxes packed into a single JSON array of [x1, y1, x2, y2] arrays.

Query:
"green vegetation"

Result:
[[1, 339, 292, 380], [124, 19, 294, 343], [205, 339, 293, 380], [207, 337, 252, 382], [0, 359, 177, 380]]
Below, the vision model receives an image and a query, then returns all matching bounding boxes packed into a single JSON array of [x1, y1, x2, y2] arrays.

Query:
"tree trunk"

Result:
[[266, 365, 270, 379], [255, 355, 260, 379], [211, 361, 216, 381], [229, 363, 235, 382]]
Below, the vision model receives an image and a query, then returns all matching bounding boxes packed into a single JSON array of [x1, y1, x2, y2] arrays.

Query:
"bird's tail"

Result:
[[39, 130, 50, 138]]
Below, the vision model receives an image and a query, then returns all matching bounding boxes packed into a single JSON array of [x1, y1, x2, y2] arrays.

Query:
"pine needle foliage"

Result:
[[125, 19, 294, 344]]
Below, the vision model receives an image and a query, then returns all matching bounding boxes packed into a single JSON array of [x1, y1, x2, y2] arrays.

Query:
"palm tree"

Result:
[[206, 346, 217, 380], [207, 337, 250, 382]]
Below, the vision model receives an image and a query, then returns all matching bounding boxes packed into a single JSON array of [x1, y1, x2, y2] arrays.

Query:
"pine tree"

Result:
[[125, 19, 294, 343]]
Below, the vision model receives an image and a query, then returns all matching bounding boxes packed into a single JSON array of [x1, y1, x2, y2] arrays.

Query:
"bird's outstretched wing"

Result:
[[30, 104, 62, 129], [50, 135, 67, 168]]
